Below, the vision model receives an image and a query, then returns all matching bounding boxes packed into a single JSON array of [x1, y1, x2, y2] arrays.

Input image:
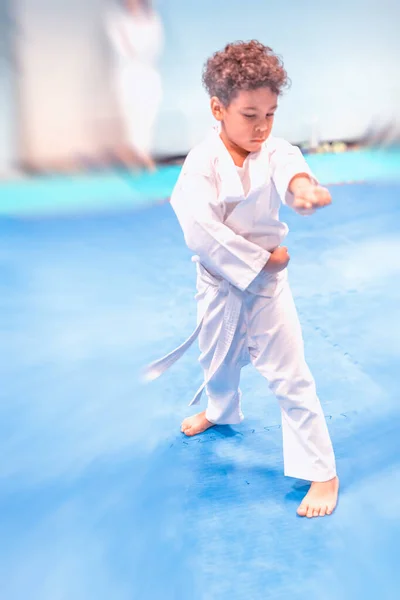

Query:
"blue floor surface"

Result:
[[1, 147, 400, 217], [0, 182, 399, 599]]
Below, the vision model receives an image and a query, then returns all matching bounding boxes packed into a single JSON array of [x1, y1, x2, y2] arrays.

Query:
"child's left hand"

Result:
[[288, 176, 332, 215]]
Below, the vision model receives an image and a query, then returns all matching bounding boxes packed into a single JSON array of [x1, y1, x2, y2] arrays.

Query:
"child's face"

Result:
[[211, 87, 278, 154]]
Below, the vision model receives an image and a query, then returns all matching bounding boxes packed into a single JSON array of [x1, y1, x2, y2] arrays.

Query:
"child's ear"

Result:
[[210, 97, 225, 121]]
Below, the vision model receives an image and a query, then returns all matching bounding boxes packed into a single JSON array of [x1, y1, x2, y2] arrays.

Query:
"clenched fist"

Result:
[[288, 175, 332, 215], [264, 246, 290, 274]]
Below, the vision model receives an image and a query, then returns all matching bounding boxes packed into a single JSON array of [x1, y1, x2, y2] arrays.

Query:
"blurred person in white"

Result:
[[106, 0, 163, 171]]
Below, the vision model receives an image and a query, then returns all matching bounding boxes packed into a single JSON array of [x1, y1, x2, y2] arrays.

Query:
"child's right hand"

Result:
[[264, 246, 290, 273]]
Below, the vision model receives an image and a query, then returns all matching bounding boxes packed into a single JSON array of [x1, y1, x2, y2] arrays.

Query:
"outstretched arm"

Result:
[[270, 139, 332, 215]]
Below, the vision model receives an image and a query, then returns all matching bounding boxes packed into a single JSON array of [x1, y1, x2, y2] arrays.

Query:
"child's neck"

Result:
[[219, 131, 250, 168]]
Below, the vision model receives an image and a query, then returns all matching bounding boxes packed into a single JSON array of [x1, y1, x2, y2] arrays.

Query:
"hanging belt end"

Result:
[[188, 397, 200, 407], [188, 383, 205, 406], [141, 365, 162, 383]]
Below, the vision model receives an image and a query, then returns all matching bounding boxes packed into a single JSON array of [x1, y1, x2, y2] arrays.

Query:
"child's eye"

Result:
[[266, 113, 275, 118], [243, 114, 256, 119]]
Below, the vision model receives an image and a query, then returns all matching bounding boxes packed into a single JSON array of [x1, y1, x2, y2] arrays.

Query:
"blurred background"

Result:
[[0, 0, 399, 180]]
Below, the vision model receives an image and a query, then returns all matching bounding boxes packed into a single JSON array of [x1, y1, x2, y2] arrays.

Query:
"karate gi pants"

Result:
[[196, 268, 337, 483]]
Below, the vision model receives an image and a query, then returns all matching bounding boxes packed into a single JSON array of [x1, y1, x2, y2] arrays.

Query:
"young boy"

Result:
[[146, 40, 339, 518]]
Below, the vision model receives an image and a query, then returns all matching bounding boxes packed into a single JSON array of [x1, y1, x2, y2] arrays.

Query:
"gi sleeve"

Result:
[[170, 171, 271, 292], [269, 138, 318, 206]]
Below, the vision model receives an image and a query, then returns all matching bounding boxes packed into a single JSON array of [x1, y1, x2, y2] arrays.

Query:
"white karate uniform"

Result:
[[106, 7, 163, 158], [146, 126, 336, 483]]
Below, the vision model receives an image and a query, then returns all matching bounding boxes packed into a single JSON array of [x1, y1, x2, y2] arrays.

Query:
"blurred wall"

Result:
[[15, 0, 119, 168], [0, 0, 17, 175], [8, 0, 400, 167]]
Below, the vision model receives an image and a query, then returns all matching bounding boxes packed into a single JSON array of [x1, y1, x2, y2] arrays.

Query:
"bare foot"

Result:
[[181, 411, 214, 437], [297, 476, 339, 518]]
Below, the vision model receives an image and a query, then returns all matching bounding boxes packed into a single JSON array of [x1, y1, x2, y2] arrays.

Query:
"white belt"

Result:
[[143, 263, 243, 406]]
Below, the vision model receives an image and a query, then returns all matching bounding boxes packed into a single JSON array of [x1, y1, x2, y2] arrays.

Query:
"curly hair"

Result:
[[202, 40, 289, 106]]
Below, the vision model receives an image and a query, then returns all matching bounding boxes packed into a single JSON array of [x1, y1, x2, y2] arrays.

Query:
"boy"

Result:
[[147, 40, 339, 518]]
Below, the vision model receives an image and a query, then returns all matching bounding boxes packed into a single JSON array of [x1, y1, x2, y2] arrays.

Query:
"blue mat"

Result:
[[1, 148, 399, 217], [0, 182, 399, 599]]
